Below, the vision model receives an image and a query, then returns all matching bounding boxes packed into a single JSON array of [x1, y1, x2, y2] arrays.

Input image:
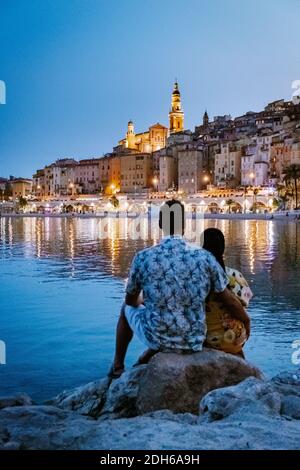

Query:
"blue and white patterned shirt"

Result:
[[126, 236, 228, 351]]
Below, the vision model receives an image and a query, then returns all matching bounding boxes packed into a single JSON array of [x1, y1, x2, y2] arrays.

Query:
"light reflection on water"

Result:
[[0, 216, 300, 401]]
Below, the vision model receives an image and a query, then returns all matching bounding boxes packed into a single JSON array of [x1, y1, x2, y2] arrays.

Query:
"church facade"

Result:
[[117, 81, 185, 154]]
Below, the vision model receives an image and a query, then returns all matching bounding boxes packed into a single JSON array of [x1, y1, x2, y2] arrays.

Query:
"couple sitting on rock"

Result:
[[109, 199, 253, 378]]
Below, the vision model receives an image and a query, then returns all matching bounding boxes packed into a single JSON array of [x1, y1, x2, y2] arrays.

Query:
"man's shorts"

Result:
[[124, 304, 157, 350]]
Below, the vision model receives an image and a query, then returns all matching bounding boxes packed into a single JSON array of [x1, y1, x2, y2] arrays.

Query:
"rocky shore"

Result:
[[0, 349, 299, 450]]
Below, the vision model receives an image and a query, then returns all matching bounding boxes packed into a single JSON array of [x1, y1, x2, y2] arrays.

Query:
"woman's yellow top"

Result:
[[205, 267, 253, 354]]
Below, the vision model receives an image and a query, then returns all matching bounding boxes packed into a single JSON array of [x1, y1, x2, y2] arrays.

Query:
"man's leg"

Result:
[[135, 348, 158, 366], [113, 303, 133, 372]]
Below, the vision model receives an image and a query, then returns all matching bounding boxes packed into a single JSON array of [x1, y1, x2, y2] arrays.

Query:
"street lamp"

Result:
[[152, 177, 158, 191], [203, 174, 210, 192]]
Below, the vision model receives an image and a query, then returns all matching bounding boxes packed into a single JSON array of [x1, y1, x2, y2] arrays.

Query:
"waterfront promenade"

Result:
[[1, 210, 300, 222]]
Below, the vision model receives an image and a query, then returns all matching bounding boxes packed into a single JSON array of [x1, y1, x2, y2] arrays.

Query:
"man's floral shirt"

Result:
[[126, 237, 228, 351]]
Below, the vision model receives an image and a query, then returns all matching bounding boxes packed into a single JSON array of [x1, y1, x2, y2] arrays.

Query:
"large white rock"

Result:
[[0, 394, 32, 410], [271, 368, 300, 419], [136, 349, 263, 414], [1, 403, 300, 450], [199, 377, 281, 421], [48, 350, 263, 418], [100, 366, 147, 419], [48, 378, 110, 417]]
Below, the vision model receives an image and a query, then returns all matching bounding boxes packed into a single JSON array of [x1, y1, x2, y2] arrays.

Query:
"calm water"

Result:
[[0, 216, 300, 401]]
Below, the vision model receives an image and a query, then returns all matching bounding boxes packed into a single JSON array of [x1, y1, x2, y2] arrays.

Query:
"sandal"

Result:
[[107, 364, 125, 379]]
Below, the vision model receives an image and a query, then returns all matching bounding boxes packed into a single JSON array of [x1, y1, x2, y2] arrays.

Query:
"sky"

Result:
[[0, 0, 300, 178]]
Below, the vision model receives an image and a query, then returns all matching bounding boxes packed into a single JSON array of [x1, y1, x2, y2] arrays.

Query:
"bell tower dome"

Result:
[[169, 81, 184, 134], [126, 120, 136, 149]]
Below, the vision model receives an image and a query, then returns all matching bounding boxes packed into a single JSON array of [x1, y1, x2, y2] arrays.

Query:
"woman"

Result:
[[202, 228, 253, 357]]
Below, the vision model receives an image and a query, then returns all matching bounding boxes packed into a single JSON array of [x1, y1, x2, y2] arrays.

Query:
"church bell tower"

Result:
[[126, 120, 136, 149], [169, 81, 184, 134]]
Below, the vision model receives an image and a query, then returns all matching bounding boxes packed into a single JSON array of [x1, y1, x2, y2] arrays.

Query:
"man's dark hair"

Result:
[[159, 199, 185, 236]]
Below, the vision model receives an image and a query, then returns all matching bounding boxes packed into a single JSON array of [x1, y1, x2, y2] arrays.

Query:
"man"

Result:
[[110, 199, 250, 377]]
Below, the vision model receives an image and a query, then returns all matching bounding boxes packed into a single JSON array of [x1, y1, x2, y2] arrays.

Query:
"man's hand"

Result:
[[215, 288, 251, 338]]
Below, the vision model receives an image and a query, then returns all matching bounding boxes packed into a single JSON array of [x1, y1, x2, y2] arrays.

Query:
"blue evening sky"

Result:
[[0, 0, 300, 177]]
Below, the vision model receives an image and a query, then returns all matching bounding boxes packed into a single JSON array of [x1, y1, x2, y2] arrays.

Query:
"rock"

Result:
[[271, 368, 300, 399], [0, 394, 33, 410], [100, 366, 147, 419], [136, 349, 263, 414], [199, 377, 281, 422], [48, 378, 110, 418], [281, 395, 300, 419], [1, 402, 300, 450], [3, 358, 300, 449], [272, 368, 300, 386], [2, 441, 21, 450], [0, 406, 97, 450]]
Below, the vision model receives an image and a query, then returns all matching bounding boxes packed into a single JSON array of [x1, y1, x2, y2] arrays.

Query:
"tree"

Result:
[[276, 183, 293, 210], [225, 199, 235, 213], [65, 204, 74, 213], [18, 196, 28, 211], [110, 195, 119, 209], [283, 164, 300, 209], [61, 203, 74, 213], [272, 197, 280, 210]]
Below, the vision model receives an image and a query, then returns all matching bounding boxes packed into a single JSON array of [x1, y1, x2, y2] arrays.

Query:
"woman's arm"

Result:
[[215, 287, 251, 338]]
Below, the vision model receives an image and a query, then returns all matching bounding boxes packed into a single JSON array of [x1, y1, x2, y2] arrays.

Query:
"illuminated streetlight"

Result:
[[152, 177, 158, 192]]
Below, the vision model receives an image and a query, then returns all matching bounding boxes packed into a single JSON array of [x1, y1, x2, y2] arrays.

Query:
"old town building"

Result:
[[74, 158, 102, 194], [178, 144, 205, 194], [120, 153, 152, 193], [118, 121, 168, 153], [11, 178, 32, 200], [29, 88, 300, 199], [158, 148, 177, 192]]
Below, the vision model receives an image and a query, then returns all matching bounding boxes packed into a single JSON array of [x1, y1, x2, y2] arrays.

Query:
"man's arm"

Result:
[[215, 288, 251, 338], [125, 291, 142, 307], [125, 253, 143, 307]]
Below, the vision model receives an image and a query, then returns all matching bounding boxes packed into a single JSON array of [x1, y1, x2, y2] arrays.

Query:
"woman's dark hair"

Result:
[[202, 228, 226, 271]]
